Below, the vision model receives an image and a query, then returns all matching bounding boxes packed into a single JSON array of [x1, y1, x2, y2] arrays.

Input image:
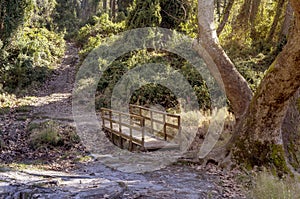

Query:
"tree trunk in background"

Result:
[[231, 0, 300, 173], [267, 0, 286, 43], [279, 2, 293, 42], [249, 0, 261, 39], [79, 0, 100, 21], [117, 0, 132, 15], [234, 0, 252, 29], [216, 0, 221, 22], [217, 0, 234, 35], [282, 90, 300, 172], [197, 0, 253, 120], [233, 0, 261, 39], [249, 0, 261, 24], [103, 0, 107, 11], [110, 0, 116, 20]]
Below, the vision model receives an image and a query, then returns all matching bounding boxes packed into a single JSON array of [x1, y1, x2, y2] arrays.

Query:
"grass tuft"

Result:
[[250, 171, 300, 199], [29, 121, 63, 149]]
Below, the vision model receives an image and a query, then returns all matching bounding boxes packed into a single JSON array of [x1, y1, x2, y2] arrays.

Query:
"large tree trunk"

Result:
[[282, 90, 300, 172], [197, 0, 300, 174], [196, 0, 253, 120], [230, 0, 300, 174]]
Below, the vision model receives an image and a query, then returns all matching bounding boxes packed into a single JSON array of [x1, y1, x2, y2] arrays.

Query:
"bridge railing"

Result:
[[101, 108, 145, 147], [129, 104, 181, 142]]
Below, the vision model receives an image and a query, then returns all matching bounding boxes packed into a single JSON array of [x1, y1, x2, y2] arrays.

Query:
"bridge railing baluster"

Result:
[[101, 106, 181, 151]]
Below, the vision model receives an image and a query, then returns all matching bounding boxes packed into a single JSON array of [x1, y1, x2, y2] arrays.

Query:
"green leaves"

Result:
[[0, 0, 33, 45], [126, 0, 162, 29], [0, 27, 65, 90], [76, 13, 125, 58]]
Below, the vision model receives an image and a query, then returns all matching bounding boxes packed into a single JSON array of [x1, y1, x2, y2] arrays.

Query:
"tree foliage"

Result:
[[160, 0, 192, 29], [0, 0, 33, 45], [0, 0, 65, 91], [126, 0, 161, 29]]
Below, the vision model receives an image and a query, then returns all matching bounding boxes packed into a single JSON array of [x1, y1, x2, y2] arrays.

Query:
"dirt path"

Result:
[[31, 42, 79, 122], [0, 43, 247, 198], [0, 43, 81, 163]]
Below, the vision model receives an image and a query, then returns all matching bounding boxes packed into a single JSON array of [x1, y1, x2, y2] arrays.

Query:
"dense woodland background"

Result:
[[1, 0, 300, 197], [1, 0, 289, 96]]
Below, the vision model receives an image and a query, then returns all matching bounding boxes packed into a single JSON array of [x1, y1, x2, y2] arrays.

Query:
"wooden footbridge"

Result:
[[101, 105, 181, 151]]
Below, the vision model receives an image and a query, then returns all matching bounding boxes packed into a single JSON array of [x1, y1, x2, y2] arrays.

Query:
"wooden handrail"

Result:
[[101, 106, 181, 151], [101, 108, 145, 126], [101, 108, 145, 147], [129, 104, 181, 141], [130, 104, 181, 118]]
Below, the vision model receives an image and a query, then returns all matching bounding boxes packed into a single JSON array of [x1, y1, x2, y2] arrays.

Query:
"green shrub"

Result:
[[0, 0, 33, 45], [130, 83, 179, 109], [126, 0, 161, 29], [30, 0, 57, 29], [94, 50, 210, 110], [75, 4, 211, 112], [0, 27, 65, 90], [52, 0, 81, 33], [76, 13, 125, 48]]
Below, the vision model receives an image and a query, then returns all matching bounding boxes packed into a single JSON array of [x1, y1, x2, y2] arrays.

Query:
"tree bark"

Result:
[[197, 0, 300, 174], [279, 2, 293, 41], [103, 0, 107, 11], [232, 0, 261, 39], [217, 0, 234, 35], [249, 0, 261, 39], [282, 89, 300, 172], [266, 0, 286, 43], [216, 0, 221, 22], [110, 0, 116, 20], [234, 0, 252, 29], [231, 0, 300, 173], [196, 0, 253, 120]]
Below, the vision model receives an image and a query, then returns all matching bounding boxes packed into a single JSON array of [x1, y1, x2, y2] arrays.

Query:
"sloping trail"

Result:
[[0, 43, 246, 198], [0, 43, 81, 164], [31, 42, 79, 123]]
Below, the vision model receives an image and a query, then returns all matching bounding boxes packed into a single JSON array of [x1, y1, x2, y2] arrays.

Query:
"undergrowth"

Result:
[[249, 171, 300, 199], [28, 121, 80, 150]]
